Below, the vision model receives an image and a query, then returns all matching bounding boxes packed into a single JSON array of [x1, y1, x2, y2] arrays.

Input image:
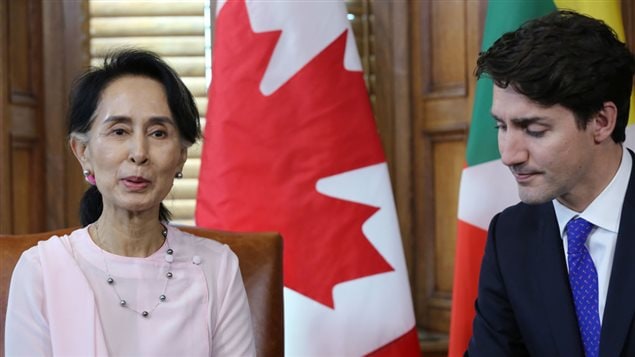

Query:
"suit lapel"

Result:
[[535, 203, 584, 356], [600, 151, 635, 356]]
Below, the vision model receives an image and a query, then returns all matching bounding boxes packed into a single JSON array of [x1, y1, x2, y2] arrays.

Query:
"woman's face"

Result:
[[72, 75, 187, 217]]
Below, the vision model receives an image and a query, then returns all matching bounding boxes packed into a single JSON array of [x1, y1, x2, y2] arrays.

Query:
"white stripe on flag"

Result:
[[458, 159, 519, 230]]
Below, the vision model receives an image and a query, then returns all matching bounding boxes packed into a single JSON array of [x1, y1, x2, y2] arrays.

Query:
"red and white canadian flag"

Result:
[[196, 1, 420, 355]]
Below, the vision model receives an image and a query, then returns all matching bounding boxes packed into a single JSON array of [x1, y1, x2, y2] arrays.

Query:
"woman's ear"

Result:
[[591, 101, 618, 143], [69, 135, 91, 169], [177, 146, 188, 173]]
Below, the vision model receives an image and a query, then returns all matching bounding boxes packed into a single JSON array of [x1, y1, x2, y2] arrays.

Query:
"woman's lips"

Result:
[[121, 176, 150, 190]]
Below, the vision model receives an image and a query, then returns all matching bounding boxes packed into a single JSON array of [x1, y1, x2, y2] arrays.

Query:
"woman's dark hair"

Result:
[[68, 49, 202, 226], [476, 10, 635, 142]]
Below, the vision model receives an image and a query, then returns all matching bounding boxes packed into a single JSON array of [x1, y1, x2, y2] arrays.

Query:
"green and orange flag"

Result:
[[449, 1, 633, 356]]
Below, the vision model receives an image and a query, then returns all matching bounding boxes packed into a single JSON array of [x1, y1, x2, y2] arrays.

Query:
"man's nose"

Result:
[[499, 131, 528, 167]]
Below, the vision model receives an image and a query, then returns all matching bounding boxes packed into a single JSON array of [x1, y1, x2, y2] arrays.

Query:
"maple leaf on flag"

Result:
[[197, 0, 393, 308]]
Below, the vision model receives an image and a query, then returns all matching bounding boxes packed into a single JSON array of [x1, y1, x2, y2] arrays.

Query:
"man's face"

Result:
[[492, 85, 597, 209]]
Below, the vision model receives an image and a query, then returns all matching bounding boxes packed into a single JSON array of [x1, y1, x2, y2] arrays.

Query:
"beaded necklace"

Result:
[[93, 223, 174, 318]]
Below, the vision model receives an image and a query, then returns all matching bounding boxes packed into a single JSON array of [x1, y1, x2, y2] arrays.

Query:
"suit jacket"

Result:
[[467, 153, 635, 356]]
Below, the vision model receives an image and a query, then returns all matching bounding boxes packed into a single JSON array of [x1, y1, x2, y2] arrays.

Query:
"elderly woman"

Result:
[[5, 49, 255, 356]]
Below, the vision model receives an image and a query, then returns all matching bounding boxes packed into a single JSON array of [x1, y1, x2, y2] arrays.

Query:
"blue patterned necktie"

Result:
[[567, 217, 600, 357]]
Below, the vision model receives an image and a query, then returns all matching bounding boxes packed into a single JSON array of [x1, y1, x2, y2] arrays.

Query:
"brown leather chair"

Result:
[[0, 226, 283, 357]]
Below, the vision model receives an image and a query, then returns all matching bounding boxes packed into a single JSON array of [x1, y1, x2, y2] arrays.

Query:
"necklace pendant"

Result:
[[141, 311, 149, 318]]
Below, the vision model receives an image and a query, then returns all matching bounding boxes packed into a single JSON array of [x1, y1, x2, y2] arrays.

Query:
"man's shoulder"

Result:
[[488, 201, 556, 254], [496, 201, 554, 227], [500, 200, 550, 214]]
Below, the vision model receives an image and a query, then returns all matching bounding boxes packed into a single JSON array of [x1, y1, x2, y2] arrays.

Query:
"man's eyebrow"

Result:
[[510, 117, 546, 125], [490, 114, 546, 125]]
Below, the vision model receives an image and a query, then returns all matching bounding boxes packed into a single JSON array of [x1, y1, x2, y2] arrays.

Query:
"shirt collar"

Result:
[[553, 146, 631, 237]]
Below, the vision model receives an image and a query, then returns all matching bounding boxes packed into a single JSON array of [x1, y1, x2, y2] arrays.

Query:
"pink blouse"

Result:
[[5, 225, 255, 356]]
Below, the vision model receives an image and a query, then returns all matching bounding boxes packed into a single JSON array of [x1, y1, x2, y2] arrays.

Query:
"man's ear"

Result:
[[591, 101, 618, 143], [69, 135, 91, 170]]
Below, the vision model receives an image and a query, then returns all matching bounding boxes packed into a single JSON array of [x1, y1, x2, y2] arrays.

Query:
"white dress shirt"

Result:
[[553, 146, 632, 324]]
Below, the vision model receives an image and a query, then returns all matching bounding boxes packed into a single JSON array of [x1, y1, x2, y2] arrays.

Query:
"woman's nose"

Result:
[[129, 135, 149, 165]]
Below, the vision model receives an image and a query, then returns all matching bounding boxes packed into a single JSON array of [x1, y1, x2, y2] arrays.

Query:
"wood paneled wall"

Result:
[[0, 0, 10, 233], [0, 0, 87, 234], [41, 0, 88, 231], [0, 0, 44, 234], [411, 0, 486, 336]]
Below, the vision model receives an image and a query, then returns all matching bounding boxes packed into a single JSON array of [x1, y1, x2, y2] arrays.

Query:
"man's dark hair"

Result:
[[67, 49, 202, 226], [476, 10, 635, 143]]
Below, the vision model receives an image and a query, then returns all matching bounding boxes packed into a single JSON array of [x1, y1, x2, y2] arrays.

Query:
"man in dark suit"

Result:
[[467, 11, 635, 357]]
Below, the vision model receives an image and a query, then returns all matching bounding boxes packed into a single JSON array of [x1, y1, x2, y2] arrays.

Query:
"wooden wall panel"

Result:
[[1, 0, 44, 234], [8, 2, 32, 96], [0, 0, 10, 232], [411, 0, 486, 344], [432, 139, 464, 293], [42, 0, 89, 230], [11, 148, 34, 233], [423, 1, 466, 97], [0, 0, 87, 233]]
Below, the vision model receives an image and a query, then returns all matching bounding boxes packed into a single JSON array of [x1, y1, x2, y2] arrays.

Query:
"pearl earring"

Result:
[[175, 172, 183, 179], [83, 169, 96, 185]]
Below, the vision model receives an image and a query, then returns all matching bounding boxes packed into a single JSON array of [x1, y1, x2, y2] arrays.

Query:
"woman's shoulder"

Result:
[[14, 228, 81, 275], [36, 227, 88, 251], [167, 225, 236, 260], [20, 228, 80, 259]]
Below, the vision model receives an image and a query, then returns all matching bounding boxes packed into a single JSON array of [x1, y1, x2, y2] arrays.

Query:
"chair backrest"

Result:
[[0, 226, 283, 357]]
